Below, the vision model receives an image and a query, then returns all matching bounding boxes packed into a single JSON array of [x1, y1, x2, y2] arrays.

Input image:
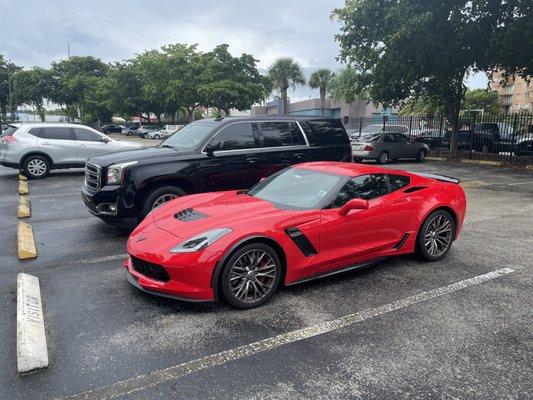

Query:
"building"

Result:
[[251, 98, 397, 128], [490, 71, 533, 114]]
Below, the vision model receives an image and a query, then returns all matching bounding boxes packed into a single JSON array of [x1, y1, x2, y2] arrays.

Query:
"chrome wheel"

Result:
[[418, 150, 426, 162], [229, 250, 277, 304], [152, 194, 178, 209], [424, 214, 453, 257], [27, 159, 47, 176], [378, 151, 389, 164]]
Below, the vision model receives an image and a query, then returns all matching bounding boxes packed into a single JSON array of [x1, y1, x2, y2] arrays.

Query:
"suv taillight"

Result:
[[363, 145, 374, 151], [0, 135, 17, 143]]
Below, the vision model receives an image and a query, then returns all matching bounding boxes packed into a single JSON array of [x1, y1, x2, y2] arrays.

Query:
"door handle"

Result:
[[77, 144, 87, 148], [246, 157, 259, 164], [41, 142, 51, 145], [294, 153, 305, 159]]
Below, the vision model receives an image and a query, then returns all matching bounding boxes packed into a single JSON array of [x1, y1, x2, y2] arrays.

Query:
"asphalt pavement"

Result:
[[0, 159, 531, 399]]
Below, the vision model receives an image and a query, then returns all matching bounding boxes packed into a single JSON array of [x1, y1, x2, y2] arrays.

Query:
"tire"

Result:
[[154, 134, 160, 139], [353, 157, 363, 163], [377, 151, 389, 164], [140, 185, 186, 218], [416, 149, 426, 162], [480, 141, 491, 153], [221, 243, 282, 309], [416, 210, 455, 261], [22, 155, 51, 179], [143, 133, 149, 139]]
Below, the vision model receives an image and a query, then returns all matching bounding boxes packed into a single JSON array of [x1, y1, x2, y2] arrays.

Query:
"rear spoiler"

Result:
[[415, 173, 460, 184]]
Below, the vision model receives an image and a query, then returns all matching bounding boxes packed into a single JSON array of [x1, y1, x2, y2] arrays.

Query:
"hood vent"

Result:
[[174, 208, 208, 222]]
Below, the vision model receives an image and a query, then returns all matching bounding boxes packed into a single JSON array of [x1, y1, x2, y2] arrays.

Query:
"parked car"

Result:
[[0, 123, 143, 179], [442, 123, 516, 153], [515, 136, 533, 157], [100, 124, 125, 134], [125, 162, 466, 308], [412, 128, 446, 149], [137, 125, 158, 138], [352, 132, 429, 164], [348, 124, 410, 141], [146, 129, 172, 139], [163, 124, 183, 134], [122, 122, 140, 136], [81, 117, 352, 226]]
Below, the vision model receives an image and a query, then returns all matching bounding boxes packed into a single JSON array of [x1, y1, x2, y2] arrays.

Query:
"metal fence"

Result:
[[345, 114, 533, 166]]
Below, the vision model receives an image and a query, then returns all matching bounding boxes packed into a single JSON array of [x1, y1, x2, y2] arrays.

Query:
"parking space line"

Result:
[[56, 267, 515, 400], [29, 192, 80, 199], [17, 273, 49, 374], [507, 182, 532, 186]]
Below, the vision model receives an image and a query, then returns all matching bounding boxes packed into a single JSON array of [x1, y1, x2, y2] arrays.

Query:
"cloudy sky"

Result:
[[1, 0, 488, 101]]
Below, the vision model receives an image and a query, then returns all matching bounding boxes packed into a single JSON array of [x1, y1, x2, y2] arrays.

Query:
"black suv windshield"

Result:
[[248, 167, 345, 210], [160, 122, 217, 151]]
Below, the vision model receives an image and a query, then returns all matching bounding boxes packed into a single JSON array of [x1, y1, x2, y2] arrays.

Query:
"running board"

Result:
[[287, 257, 388, 286]]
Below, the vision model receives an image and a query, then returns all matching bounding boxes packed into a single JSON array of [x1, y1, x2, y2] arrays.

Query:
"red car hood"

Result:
[[151, 191, 282, 239]]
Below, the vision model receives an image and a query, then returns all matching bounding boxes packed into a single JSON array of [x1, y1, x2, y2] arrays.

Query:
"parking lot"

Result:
[[1, 159, 532, 399]]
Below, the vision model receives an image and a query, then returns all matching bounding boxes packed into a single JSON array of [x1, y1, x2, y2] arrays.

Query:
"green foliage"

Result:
[[461, 89, 500, 114], [333, 0, 533, 147], [329, 66, 360, 103], [267, 58, 305, 114], [12, 67, 54, 121], [309, 68, 334, 115]]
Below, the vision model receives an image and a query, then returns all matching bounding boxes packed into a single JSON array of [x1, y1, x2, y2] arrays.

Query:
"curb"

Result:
[[18, 197, 31, 218], [479, 160, 502, 167], [461, 159, 479, 165], [19, 174, 28, 181], [19, 180, 29, 195], [426, 156, 446, 161], [18, 221, 37, 260], [17, 273, 49, 374], [525, 165, 533, 171]]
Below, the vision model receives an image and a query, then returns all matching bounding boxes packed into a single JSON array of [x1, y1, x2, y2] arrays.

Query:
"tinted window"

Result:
[[259, 122, 292, 147], [383, 133, 396, 143], [388, 175, 410, 191], [43, 127, 72, 140], [305, 119, 349, 145], [74, 128, 102, 142], [2, 126, 19, 137], [394, 133, 409, 143], [212, 123, 256, 151], [162, 121, 216, 150], [331, 174, 389, 206], [290, 123, 306, 145], [28, 128, 44, 138]]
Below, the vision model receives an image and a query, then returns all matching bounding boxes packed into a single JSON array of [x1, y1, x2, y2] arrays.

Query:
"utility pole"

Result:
[[67, 42, 70, 58], [7, 59, 14, 121]]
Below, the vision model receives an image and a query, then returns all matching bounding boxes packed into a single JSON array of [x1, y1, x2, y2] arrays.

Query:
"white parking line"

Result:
[[30, 193, 79, 198], [507, 182, 532, 186], [56, 267, 515, 400], [17, 273, 49, 374]]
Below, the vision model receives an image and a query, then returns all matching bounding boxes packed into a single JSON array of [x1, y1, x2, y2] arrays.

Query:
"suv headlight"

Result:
[[106, 161, 137, 185], [170, 228, 233, 253]]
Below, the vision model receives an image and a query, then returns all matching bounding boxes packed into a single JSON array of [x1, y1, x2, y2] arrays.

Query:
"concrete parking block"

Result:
[[17, 273, 49, 374], [19, 180, 29, 195], [426, 156, 446, 161], [18, 196, 31, 218], [461, 159, 480, 165], [19, 174, 28, 181], [479, 160, 502, 167], [525, 164, 533, 171], [18, 221, 37, 259]]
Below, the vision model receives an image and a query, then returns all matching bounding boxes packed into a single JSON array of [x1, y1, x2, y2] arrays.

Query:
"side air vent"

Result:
[[404, 186, 427, 193], [174, 208, 208, 222], [285, 227, 318, 257], [393, 233, 410, 250]]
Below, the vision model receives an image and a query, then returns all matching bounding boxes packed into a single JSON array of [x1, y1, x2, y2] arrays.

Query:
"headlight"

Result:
[[170, 228, 233, 253], [106, 161, 137, 185]]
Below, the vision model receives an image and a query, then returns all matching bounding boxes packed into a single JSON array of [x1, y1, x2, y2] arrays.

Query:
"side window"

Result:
[[259, 122, 292, 147], [28, 127, 44, 138], [331, 174, 389, 207], [395, 134, 409, 143], [42, 127, 72, 140], [383, 133, 396, 143], [305, 119, 349, 145], [74, 128, 102, 142], [388, 175, 410, 191], [290, 122, 306, 145], [211, 123, 256, 151]]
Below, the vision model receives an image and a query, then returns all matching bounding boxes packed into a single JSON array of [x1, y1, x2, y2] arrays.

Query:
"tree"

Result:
[[461, 89, 500, 115], [308, 68, 334, 115], [333, 0, 533, 153], [267, 58, 305, 115], [329, 66, 360, 103], [12, 67, 53, 121], [0, 56, 21, 121], [399, 96, 444, 116]]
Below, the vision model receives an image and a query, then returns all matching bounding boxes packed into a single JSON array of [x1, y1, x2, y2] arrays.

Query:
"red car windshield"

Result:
[[247, 167, 345, 210]]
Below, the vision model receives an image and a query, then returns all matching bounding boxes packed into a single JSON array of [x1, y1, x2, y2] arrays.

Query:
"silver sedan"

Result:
[[352, 132, 429, 164]]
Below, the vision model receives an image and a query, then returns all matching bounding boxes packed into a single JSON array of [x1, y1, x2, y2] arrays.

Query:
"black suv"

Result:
[[81, 116, 351, 226]]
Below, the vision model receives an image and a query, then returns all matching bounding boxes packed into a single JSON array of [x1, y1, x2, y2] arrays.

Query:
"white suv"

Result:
[[0, 123, 143, 179]]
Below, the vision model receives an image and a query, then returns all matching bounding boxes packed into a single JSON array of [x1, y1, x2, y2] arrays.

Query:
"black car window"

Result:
[[259, 122, 292, 147], [212, 123, 257, 151], [42, 127, 72, 140], [394, 133, 409, 143], [331, 174, 389, 207], [290, 122, 307, 145], [383, 133, 396, 143], [74, 128, 102, 142], [28, 127, 44, 138], [305, 119, 349, 145], [388, 174, 410, 191]]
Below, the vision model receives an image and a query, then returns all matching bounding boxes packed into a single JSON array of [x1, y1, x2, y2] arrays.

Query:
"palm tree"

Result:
[[308, 68, 334, 116], [267, 58, 305, 115]]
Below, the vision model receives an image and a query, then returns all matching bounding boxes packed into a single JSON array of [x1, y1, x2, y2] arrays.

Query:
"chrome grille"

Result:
[[85, 163, 102, 192]]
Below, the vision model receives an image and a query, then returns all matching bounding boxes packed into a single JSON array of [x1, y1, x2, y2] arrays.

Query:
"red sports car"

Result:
[[125, 162, 466, 309]]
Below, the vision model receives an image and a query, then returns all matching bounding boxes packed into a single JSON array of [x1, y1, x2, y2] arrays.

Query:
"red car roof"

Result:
[[296, 162, 409, 177]]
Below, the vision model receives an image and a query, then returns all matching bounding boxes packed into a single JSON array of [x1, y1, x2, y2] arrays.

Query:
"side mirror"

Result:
[[204, 141, 221, 155], [101, 138, 110, 143], [338, 198, 369, 216]]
